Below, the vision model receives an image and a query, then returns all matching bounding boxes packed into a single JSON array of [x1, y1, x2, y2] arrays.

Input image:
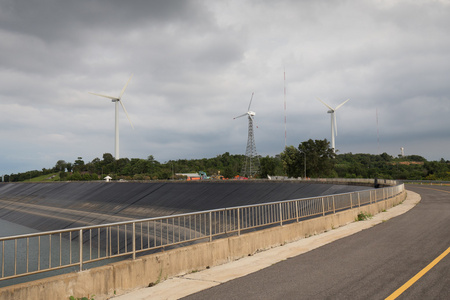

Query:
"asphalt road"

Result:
[[182, 185, 450, 300]]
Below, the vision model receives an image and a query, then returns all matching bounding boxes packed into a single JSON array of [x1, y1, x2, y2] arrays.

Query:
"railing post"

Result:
[[287, 203, 290, 221], [295, 200, 299, 222], [79, 229, 83, 271], [49, 235, 52, 269], [350, 193, 353, 209], [332, 196, 336, 214], [14, 240, 17, 275], [358, 193, 361, 207], [105, 227, 108, 257], [132, 223, 136, 260], [224, 209, 228, 233], [384, 189, 388, 211], [2, 241, 4, 278], [237, 208, 240, 236], [209, 211, 212, 242], [279, 203, 283, 226], [321, 197, 325, 216]]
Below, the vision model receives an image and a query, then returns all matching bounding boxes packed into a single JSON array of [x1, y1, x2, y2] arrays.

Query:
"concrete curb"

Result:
[[112, 190, 419, 300]]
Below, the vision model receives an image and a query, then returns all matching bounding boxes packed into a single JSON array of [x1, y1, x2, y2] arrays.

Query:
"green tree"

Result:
[[73, 157, 85, 172], [222, 165, 238, 179], [260, 155, 284, 178], [299, 139, 335, 178], [282, 139, 335, 178], [404, 155, 427, 162], [70, 171, 82, 181], [281, 145, 301, 178], [101, 153, 115, 173], [60, 170, 67, 180], [54, 160, 67, 172]]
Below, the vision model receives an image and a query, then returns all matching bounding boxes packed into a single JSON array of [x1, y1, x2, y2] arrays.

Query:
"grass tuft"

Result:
[[356, 212, 372, 221]]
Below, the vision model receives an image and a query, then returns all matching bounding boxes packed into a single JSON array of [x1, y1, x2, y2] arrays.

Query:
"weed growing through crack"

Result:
[[69, 296, 95, 300], [148, 267, 163, 287], [356, 212, 372, 221]]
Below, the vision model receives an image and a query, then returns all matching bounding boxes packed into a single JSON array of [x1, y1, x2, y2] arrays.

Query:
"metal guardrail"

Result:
[[267, 177, 399, 186], [401, 180, 450, 185], [0, 181, 404, 281]]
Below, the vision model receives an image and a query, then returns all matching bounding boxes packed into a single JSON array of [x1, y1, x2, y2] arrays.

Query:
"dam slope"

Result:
[[0, 181, 370, 233]]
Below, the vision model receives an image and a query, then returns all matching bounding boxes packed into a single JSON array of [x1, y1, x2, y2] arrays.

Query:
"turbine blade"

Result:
[[89, 92, 118, 101], [248, 92, 254, 111], [316, 97, 334, 111], [335, 99, 349, 111], [119, 100, 134, 129], [233, 113, 248, 119], [119, 74, 134, 99]]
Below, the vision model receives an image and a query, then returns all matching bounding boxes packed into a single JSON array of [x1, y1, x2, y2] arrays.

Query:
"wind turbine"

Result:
[[316, 97, 349, 153], [90, 74, 134, 160], [234, 92, 260, 177]]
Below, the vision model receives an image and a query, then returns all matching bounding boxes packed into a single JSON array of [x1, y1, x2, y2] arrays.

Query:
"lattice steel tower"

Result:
[[233, 93, 260, 178]]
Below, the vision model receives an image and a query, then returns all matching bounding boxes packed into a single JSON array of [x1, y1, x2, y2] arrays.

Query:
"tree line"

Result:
[[280, 139, 450, 180], [2, 139, 449, 182]]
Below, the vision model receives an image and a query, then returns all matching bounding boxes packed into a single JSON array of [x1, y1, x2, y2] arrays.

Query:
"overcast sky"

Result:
[[1, 0, 449, 175]]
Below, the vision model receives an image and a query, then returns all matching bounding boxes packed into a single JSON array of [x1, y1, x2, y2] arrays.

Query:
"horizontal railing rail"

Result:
[[267, 177, 399, 186], [401, 180, 450, 185], [0, 180, 405, 281]]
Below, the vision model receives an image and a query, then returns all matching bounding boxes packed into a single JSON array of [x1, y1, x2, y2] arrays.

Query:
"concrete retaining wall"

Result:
[[0, 191, 406, 300]]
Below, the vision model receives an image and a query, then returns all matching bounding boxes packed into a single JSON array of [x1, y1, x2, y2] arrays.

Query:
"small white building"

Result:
[[104, 176, 112, 182]]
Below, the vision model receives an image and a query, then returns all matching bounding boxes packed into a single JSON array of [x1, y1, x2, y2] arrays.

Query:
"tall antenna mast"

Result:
[[376, 108, 380, 154], [284, 68, 287, 149]]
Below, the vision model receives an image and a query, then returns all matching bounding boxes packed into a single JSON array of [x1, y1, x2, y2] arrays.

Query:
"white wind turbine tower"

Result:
[[234, 92, 260, 177], [316, 97, 349, 153], [90, 74, 134, 160]]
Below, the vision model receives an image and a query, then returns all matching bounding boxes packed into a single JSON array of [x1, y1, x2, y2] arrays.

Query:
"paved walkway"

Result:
[[112, 190, 421, 300]]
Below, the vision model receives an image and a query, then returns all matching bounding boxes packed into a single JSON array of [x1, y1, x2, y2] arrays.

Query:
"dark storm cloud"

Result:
[[0, 0, 213, 73], [0, 0, 205, 39]]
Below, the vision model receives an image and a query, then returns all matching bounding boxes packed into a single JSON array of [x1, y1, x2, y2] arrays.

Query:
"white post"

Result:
[[237, 208, 240, 236], [322, 197, 325, 216], [332, 196, 336, 214], [79, 229, 83, 271], [279, 203, 283, 226], [132, 223, 136, 260], [209, 212, 212, 242]]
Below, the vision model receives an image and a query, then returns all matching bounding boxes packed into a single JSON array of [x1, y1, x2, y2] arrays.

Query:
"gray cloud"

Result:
[[1, 0, 450, 174]]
